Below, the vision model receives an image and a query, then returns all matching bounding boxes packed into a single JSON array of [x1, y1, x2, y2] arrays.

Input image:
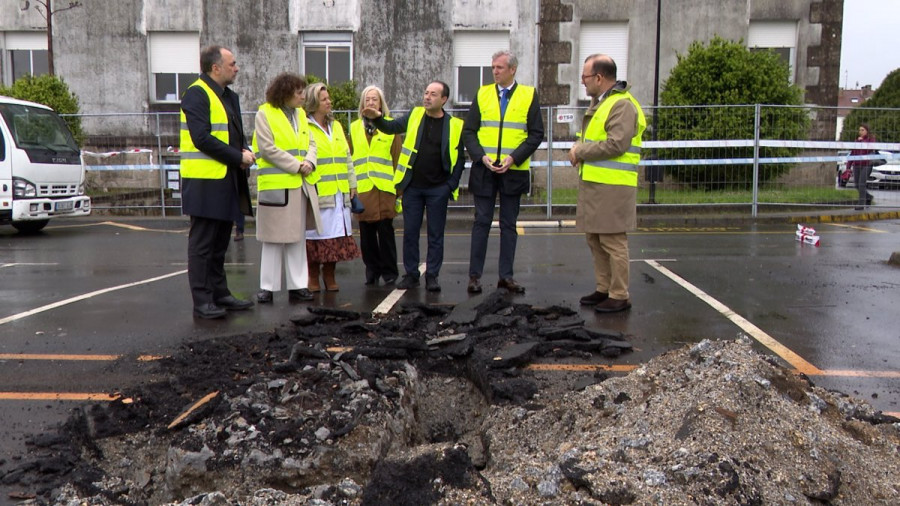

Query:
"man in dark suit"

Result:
[[180, 45, 255, 319], [463, 50, 544, 294]]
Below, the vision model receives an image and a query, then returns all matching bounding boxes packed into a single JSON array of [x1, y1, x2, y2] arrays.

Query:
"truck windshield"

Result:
[[0, 103, 79, 154]]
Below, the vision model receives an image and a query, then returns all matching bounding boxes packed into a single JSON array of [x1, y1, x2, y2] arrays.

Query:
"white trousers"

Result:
[[259, 241, 309, 291]]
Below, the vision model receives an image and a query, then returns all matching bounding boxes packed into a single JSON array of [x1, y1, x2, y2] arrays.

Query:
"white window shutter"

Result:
[[579, 22, 629, 99], [149, 32, 200, 74]]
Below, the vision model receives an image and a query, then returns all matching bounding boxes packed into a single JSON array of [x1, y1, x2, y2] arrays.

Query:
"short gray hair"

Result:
[[492, 50, 518, 69]]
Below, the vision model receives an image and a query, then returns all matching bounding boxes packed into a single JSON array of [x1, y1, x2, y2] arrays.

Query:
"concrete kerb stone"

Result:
[[440, 208, 900, 230]]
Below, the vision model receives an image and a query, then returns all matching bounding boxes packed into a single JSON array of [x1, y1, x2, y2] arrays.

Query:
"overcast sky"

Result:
[[840, 0, 900, 89]]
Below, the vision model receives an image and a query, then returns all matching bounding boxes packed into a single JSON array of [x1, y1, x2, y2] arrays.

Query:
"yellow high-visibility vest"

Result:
[[350, 118, 396, 195], [580, 91, 646, 187], [310, 119, 350, 197], [476, 84, 534, 171], [395, 107, 464, 200], [251, 103, 318, 191], [179, 78, 228, 179]]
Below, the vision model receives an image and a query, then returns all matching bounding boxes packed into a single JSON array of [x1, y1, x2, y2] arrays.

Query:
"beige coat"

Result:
[[253, 107, 323, 243], [573, 85, 639, 234]]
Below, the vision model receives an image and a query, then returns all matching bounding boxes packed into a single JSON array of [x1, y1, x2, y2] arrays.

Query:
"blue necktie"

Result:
[[499, 88, 509, 117]]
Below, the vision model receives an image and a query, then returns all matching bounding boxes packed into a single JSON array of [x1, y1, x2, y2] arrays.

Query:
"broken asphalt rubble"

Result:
[[3, 290, 899, 505]]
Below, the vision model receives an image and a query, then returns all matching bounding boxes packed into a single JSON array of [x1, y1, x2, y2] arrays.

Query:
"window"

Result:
[[3, 32, 49, 84], [148, 32, 200, 103], [579, 22, 629, 101], [452, 31, 508, 104], [748, 21, 797, 83], [301, 32, 352, 84]]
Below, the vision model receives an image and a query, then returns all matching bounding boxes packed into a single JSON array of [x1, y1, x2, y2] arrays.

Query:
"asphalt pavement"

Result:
[[1, 202, 899, 477]]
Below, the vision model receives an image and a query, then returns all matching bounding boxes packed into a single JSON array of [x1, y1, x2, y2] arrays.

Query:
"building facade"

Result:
[[0, 0, 842, 139]]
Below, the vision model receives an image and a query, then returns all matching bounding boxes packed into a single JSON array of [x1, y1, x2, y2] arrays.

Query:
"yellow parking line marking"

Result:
[[0, 392, 120, 401], [517, 226, 525, 235], [645, 260, 823, 376], [0, 354, 165, 362], [99, 221, 188, 233], [810, 369, 900, 378], [826, 222, 884, 232], [0, 270, 187, 326]]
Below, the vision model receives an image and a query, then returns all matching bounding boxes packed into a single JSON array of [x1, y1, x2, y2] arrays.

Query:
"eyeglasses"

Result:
[[581, 73, 600, 81]]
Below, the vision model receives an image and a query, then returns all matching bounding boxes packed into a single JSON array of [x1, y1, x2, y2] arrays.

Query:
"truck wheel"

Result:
[[12, 220, 49, 234]]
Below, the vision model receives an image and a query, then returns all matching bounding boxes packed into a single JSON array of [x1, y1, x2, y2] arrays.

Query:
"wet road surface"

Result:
[[1, 215, 899, 467]]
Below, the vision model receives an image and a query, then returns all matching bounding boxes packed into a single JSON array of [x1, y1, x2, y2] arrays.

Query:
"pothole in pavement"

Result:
[[3, 290, 900, 505]]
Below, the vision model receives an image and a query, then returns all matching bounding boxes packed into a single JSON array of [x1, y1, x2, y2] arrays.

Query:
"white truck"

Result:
[[0, 95, 90, 233]]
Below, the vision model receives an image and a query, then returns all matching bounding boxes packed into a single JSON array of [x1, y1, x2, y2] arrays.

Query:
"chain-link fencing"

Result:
[[72, 104, 900, 218]]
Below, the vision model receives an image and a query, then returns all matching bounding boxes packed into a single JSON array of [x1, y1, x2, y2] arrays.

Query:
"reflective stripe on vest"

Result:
[[179, 79, 229, 179], [580, 91, 646, 187], [250, 103, 316, 191], [395, 107, 464, 200], [310, 120, 351, 197], [350, 118, 396, 195], [476, 84, 534, 171]]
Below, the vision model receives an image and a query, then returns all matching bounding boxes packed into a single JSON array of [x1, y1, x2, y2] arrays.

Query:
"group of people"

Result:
[[180, 45, 644, 319]]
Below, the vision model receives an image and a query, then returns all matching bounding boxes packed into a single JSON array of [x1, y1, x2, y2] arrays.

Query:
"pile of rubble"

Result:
[[3, 292, 899, 505]]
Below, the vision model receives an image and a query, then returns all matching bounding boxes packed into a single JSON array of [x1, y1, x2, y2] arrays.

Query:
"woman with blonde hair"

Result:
[[252, 72, 322, 303], [348, 85, 402, 285], [304, 82, 361, 291]]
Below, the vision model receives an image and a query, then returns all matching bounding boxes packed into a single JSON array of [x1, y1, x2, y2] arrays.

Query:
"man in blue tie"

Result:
[[463, 50, 545, 294]]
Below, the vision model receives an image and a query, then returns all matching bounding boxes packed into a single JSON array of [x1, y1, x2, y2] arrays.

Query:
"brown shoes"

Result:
[[579, 291, 609, 306], [497, 278, 525, 294], [467, 276, 483, 294], [594, 297, 631, 313]]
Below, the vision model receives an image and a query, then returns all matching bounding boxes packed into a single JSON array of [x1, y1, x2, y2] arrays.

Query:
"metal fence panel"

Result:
[[72, 105, 900, 218]]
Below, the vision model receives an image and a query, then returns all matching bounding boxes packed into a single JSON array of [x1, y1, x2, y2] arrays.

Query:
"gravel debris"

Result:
[[3, 297, 898, 505]]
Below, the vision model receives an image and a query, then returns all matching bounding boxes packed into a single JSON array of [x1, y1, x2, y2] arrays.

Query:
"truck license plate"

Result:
[[55, 201, 74, 211]]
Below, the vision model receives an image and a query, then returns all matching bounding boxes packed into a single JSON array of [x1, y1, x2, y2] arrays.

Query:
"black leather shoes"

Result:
[[256, 290, 273, 303], [497, 278, 525, 294], [579, 291, 609, 306], [193, 303, 226, 319], [425, 275, 441, 292], [289, 288, 314, 301], [382, 275, 397, 285], [396, 275, 419, 289], [215, 295, 253, 310], [594, 297, 631, 313], [467, 276, 482, 294]]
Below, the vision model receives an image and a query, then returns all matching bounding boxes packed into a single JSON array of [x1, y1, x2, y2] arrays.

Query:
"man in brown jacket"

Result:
[[568, 54, 646, 313]]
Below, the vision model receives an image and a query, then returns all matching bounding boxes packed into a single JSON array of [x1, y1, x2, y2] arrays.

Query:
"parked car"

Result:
[[869, 157, 900, 189]]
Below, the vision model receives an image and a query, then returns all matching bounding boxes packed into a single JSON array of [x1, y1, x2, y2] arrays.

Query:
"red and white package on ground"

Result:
[[795, 229, 820, 247], [797, 224, 817, 236]]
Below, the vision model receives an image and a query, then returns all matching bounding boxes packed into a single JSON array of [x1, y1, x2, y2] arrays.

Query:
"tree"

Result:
[[21, 0, 82, 76], [657, 36, 809, 190], [0, 74, 83, 145], [840, 68, 900, 143]]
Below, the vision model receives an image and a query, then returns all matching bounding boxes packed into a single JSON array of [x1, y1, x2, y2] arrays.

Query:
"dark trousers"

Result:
[[469, 190, 521, 280], [359, 218, 399, 281], [853, 165, 871, 206], [188, 216, 234, 306], [401, 184, 451, 278]]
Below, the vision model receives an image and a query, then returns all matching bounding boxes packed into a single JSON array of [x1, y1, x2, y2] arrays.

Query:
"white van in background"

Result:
[[0, 96, 90, 233]]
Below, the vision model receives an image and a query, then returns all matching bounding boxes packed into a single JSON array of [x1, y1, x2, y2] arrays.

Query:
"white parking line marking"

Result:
[[644, 260, 823, 376], [0, 262, 58, 270], [373, 263, 426, 315], [0, 270, 187, 326]]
